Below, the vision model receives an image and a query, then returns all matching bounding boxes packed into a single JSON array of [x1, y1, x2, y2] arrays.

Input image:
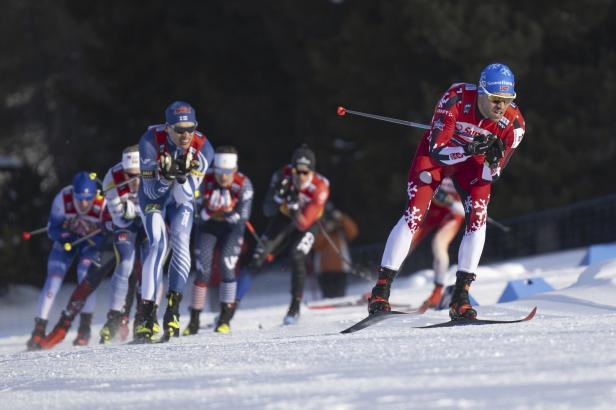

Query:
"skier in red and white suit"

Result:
[[369, 63, 526, 320]]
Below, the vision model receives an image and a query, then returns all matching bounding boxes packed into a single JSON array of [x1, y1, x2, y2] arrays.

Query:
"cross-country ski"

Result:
[[414, 306, 537, 329]]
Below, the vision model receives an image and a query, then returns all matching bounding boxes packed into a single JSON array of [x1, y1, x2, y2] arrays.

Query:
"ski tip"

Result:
[[526, 306, 538, 320]]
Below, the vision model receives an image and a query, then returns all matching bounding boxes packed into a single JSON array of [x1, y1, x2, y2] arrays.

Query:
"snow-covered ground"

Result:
[[2, 247, 616, 409]]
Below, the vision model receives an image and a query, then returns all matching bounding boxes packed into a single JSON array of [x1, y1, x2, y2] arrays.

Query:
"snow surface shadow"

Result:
[[532, 293, 616, 313]]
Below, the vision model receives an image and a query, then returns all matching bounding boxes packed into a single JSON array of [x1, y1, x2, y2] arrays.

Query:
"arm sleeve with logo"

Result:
[[47, 191, 76, 242], [228, 176, 253, 223], [427, 87, 471, 166], [295, 180, 330, 232], [139, 130, 172, 200], [263, 169, 284, 218], [102, 168, 132, 228]]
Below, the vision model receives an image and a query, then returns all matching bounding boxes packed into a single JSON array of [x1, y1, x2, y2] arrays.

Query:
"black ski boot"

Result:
[[160, 291, 182, 342], [368, 267, 397, 314], [182, 308, 202, 336], [283, 297, 301, 325], [152, 304, 160, 335], [73, 313, 92, 346], [134, 301, 158, 336], [26, 318, 48, 351], [134, 300, 156, 343], [215, 303, 237, 333], [99, 310, 123, 344], [449, 271, 477, 320]]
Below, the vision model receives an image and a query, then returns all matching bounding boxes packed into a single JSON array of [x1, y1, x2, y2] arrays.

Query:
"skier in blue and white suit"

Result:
[[135, 101, 214, 342]]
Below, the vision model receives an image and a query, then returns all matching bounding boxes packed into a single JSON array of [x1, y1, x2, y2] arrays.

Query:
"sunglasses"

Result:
[[480, 86, 515, 104], [74, 194, 95, 201], [487, 94, 515, 104], [173, 125, 197, 134], [215, 168, 235, 176], [294, 169, 311, 176]]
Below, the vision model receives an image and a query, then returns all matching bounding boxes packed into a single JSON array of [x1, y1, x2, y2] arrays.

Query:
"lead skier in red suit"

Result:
[[368, 63, 526, 320]]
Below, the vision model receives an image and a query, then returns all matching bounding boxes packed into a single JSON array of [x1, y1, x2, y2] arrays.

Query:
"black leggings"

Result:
[[250, 213, 317, 299]]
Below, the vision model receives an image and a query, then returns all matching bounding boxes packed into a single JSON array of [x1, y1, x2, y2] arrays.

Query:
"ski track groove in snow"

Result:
[[2, 248, 616, 409]]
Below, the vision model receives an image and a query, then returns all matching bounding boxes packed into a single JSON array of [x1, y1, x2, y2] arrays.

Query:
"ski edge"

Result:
[[340, 309, 424, 334], [414, 306, 538, 329]]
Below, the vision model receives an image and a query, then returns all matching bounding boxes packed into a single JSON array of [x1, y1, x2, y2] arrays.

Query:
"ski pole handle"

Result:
[[337, 106, 431, 130], [245, 221, 273, 262], [22, 226, 48, 241], [487, 216, 511, 233], [64, 228, 103, 252]]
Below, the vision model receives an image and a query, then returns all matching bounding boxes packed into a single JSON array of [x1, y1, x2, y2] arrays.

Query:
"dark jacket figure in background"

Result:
[[249, 144, 330, 325]]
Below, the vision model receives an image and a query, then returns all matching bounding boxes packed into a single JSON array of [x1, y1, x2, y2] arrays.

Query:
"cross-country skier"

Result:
[[367, 63, 526, 320], [412, 177, 465, 311], [134, 101, 214, 343], [182, 146, 253, 335], [26, 171, 111, 350], [98, 145, 148, 342], [35, 147, 147, 349], [246, 144, 330, 325]]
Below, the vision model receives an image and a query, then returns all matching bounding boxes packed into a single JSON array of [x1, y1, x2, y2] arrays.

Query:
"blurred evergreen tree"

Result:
[[1, 0, 615, 286]]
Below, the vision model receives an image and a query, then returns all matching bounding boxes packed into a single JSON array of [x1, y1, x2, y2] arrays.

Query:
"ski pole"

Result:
[[63, 229, 103, 252], [22, 226, 48, 241], [245, 221, 273, 262], [487, 216, 511, 233], [102, 176, 139, 194], [315, 219, 375, 281], [337, 106, 431, 130]]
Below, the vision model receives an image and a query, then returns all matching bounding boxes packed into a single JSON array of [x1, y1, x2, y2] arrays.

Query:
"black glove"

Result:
[[158, 153, 176, 182], [174, 154, 190, 184], [274, 177, 293, 203], [277, 177, 292, 196], [464, 133, 497, 156], [159, 153, 193, 184], [484, 138, 505, 167]]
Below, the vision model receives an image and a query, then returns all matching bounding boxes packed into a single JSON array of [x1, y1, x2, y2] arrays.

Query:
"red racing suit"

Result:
[[381, 82, 525, 273], [411, 178, 464, 246], [405, 82, 525, 236]]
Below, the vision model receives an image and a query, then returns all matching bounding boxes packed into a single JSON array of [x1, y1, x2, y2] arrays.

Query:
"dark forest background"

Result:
[[1, 0, 615, 286]]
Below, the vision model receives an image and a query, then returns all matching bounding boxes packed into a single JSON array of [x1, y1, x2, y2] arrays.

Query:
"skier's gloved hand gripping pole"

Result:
[[21, 175, 136, 241], [337, 106, 512, 234], [245, 221, 274, 262], [101, 176, 140, 195], [316, 219, 376, 281]]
